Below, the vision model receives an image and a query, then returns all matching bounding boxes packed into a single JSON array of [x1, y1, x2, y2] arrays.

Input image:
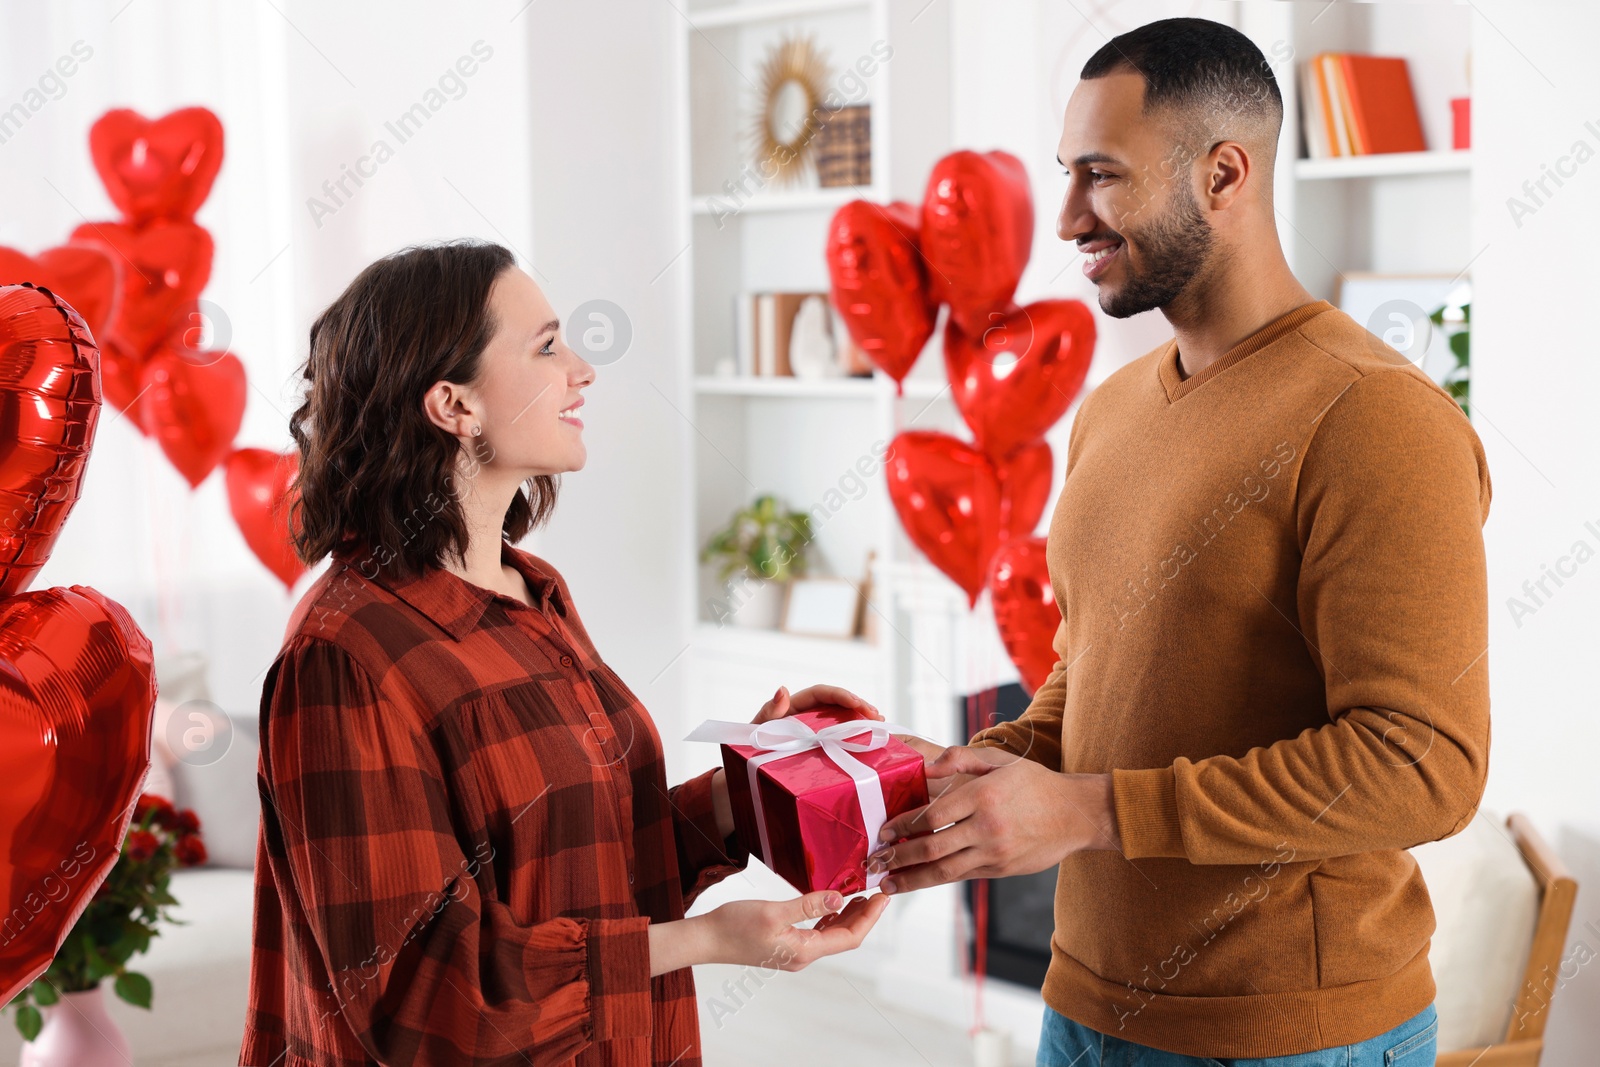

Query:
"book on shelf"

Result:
[[1300, 53, 1427, 159]]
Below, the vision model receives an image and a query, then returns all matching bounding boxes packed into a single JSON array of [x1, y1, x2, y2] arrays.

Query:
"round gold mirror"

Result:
[[752, 34, 833, 186]]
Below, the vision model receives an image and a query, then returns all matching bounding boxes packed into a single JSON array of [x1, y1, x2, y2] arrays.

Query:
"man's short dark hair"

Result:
[[1081, 17, 1282, 135]]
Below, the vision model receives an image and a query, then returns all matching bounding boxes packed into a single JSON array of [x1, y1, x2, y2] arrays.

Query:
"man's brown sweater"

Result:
[[969, 300, 1491, 1058]]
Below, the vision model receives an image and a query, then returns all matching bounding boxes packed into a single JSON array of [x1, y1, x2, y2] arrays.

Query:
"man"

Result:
[[870, 17, 1488, 1066]]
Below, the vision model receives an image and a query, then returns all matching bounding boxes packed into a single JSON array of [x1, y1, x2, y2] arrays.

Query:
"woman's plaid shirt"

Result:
[[240, 539, 747, 1066]]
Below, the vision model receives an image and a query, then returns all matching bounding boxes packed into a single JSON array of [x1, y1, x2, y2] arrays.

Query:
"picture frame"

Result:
[[780, 577, 862, 639], [1336, 271, 1470, 388]]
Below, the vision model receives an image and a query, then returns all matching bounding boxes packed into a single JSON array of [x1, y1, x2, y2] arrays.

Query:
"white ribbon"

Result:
[[686, 717, 917, 890]]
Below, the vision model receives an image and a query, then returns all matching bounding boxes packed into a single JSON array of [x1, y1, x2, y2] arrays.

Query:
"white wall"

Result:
[[1469, 2, 1600, 1059], [518, 0, 693, 760]]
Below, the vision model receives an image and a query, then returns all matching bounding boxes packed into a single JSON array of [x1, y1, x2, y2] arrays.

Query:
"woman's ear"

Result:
[[422, 379, 479, 438]]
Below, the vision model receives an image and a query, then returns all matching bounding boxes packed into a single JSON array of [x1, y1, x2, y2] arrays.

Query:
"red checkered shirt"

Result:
[[240, 539, 747, 1066]]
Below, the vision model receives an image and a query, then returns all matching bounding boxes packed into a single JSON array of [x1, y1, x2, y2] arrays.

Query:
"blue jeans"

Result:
[[1037, 1003, 1437, 1066]]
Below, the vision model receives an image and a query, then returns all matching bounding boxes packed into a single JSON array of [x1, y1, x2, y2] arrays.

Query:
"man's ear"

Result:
[[1203, 140, 1252, 209]]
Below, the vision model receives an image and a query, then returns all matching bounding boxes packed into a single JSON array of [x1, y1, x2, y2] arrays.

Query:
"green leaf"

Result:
[[81, 937, 114, 982], [30, 981, 57, 1007], [1449, 331, 1469, 364], [14, 1004, 41, 1042], [113, 971, 152, 1009]]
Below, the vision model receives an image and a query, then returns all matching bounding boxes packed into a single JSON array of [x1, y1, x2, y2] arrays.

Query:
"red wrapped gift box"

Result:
[[687, 706, 929, 895]]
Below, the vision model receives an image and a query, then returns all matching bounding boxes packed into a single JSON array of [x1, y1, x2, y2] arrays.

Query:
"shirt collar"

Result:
[[337, 539, 566, 641]]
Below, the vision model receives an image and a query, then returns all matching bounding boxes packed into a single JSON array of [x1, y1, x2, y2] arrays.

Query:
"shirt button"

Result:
[[560, 654, 574, 668]]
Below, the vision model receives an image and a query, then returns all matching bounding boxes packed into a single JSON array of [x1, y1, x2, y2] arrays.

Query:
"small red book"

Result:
[[1337, 55, 1427, 155]]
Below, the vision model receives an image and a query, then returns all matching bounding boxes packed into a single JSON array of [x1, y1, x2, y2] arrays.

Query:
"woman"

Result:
[[240, 240, 890, 1067]]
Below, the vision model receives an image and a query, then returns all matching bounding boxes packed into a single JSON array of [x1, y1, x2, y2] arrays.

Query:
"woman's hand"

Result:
[[752, 684, 881, 723], [706, 891, 890, 970], [712, 684, 883, 839], [647, 891, 889, 976]]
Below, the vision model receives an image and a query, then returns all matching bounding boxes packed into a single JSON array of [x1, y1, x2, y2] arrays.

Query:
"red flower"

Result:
[[173, 809, 201, 834], [125, 830, 160, 862], [133, 793, 175, 828], [174, 834, 207, 867]]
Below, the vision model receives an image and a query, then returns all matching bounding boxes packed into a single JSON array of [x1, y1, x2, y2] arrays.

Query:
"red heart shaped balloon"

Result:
[[998, 439, 1052, 540], [98, 338, 152, 436], [139, 347, 246, 487], [0, 245, 119, 341], [990, 537, 1061, 695], [826, 200, 938, 388], [69, 220, 213, 358], [920, 150, 1033, 332], [945, 298, 1096, 462], [225, 448, 307, 590], [886, 431, 999, 606], [89, 107, 225, 226], [0, 284, 102, 598], [0, 584, 157, 1004]]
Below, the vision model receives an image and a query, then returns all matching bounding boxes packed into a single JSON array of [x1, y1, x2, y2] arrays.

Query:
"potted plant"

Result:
[[1429, 299, 1470, 417], [7, 793, 208, 1067], [701, 494, 812, 628]]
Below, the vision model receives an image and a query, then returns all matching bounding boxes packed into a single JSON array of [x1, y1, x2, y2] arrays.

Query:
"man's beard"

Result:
[[1098, 182, 1216, 319]]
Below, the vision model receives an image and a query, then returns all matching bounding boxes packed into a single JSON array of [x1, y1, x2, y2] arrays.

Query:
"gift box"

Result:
[[687, 706, 929, 895]]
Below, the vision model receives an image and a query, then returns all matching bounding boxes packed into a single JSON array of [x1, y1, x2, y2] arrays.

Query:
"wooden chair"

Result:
[[1436, 813, 1578, 1067]]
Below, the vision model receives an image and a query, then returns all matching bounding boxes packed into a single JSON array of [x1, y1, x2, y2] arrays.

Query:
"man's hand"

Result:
[[866, 747, 1122, 894], [713, 684, 884, 840]]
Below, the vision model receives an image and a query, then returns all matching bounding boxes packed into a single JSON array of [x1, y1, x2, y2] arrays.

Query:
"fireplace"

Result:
[[960, 683, 1057, 990]]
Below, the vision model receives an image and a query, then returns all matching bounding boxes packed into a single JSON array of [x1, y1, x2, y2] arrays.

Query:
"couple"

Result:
[[241, 18, 1488, 1067]]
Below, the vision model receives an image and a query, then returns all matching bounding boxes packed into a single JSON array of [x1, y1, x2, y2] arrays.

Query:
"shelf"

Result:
[[691, 620, 881, 670], [1293, 150, 1471, 180], [684, 0, 872, 31], [694, 374, 948, 399], [690, 185, 881, 216]]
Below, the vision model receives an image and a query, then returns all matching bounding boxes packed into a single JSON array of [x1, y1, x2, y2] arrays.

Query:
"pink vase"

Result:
[[18, 984, 130, 1067]]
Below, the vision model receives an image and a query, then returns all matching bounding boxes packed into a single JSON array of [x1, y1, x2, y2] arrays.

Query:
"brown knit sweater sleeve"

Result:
[[1112, 369, 1493, 863]]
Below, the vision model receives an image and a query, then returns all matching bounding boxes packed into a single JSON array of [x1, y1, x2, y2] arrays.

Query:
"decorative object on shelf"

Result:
[[944, 298, 1096, 462], [686, 706, 928, 894], [814, 103, 871, 188], [824, 200, 937, 390], [989, 538, 1060, 695], [1451, 96, 1471, 150], [0, 284, 159, 1013], [8, 793, 209, 1063], [921, 150, 1033, 331], [788, 295, 841, 380], [701, 494, 812, 629], [1300, 53, 1426, 159], [750, 33, 833, 188], [737, 290, 832, 377], [781, 576, 861, 638], [0, 106, 307, 589], [884, 432, 1050, 608]]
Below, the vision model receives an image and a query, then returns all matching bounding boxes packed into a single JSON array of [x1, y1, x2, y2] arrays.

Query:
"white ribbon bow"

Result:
[[685, 716, 917, 890]]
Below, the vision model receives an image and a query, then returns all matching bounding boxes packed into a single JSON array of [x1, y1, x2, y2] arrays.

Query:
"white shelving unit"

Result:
[[1293, 148, 1471, 181], [1245, 5, 1474, 307], [672, 0, 973, 739]]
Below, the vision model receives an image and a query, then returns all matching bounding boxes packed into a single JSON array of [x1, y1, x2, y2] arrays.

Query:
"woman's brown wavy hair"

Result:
[[288, 240, 557, 578]]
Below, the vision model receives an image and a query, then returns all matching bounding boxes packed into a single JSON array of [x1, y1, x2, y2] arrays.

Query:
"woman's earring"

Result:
[[471, 425, 482, 436]]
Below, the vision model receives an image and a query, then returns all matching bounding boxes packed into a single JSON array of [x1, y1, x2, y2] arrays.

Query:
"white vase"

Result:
[[726, 575, 786, 629], [18, 984, 131, 1067]]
